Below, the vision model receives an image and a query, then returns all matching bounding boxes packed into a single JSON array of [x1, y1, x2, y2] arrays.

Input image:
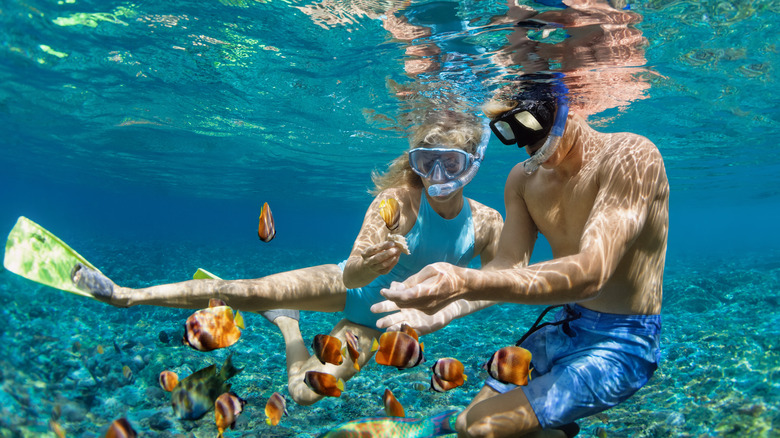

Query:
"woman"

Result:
[[72, 109, 503, 405]]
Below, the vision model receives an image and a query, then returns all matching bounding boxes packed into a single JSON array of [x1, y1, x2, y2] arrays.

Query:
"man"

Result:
[[371, 77, 669, 437]]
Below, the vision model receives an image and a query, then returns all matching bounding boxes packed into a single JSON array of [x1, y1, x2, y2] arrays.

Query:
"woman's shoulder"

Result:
[[466, 198, 503, 223]]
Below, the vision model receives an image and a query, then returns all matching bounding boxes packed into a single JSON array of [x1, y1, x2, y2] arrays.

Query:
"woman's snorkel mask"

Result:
[[489, 74, 569, 174], [420, 118, 491, 197]]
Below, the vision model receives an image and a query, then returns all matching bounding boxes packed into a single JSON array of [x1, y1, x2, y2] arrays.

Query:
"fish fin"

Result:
[[265, 418, 272, 426], [420, 342, 424, 351], [235, 311, 245, 329], [353, 361, 361, 371], [336, 378, 345, 391], [464, 374, 468, 381], [371, 338, 379, 352], [219, 354, 243, 381]]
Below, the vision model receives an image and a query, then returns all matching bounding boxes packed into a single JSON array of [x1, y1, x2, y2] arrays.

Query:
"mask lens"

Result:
[[409, 148, 470, 180], [493, 120, 515, 142]]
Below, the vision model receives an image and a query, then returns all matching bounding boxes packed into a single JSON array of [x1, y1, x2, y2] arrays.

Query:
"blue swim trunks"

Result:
[[485, 304, 661, 429]]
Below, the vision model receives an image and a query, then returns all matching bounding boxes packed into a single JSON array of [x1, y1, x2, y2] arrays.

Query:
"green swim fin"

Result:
[[3, 216, 101, 298], [193, 268, 221, 280]]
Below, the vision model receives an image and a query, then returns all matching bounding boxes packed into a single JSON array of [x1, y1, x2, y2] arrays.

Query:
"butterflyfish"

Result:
[[104, 418, 136, 438], [171, 355, 243, 420], [183, 303, 244, 352], [317, 409, 458, 438], [371, 328, 424, 370], [379, 198, 401, 232], [215, 391, 247, 438], [159, 370, 179, 392], [382, 388, 405, 417], [344, 330, 362, 371], [430, 373, 462, 393], [486, 346, 533, 386], [431, 357, 466, 387], [312, 334, 346, 366], [304, 371, 345, 397], [258, 202, 276, 242], [265, 392, 288, 426]]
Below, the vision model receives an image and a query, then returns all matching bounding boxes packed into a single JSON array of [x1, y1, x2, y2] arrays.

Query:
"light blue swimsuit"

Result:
[[341, 192, 475, 330]]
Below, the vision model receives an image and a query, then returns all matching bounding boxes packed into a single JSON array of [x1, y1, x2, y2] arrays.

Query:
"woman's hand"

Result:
[[361, 240, 402, 276]]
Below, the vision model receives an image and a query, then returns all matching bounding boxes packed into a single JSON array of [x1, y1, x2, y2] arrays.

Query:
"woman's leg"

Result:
[[277, 318, 380, 406], [96, 264, 347, 311]]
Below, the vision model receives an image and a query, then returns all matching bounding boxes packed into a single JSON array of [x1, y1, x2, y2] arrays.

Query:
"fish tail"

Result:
[[425, 409, 460, 437]]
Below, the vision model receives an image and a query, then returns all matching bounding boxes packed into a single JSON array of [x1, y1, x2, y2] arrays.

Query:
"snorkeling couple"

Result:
[[72, 77, 668, 438]]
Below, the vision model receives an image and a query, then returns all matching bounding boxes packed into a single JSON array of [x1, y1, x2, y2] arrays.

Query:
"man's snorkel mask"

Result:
[[425, 118, 491, 197], [489, 74, 570, 174]]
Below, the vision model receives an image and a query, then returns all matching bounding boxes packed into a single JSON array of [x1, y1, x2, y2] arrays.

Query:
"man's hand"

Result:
[[375, 262, 468, 314]]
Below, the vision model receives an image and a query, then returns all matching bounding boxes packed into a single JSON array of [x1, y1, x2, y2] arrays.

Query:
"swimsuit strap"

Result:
[[515, 304, 582, 346]]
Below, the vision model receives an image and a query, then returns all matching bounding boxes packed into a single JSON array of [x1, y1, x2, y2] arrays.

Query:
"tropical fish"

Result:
[[372, 327, 424, 370], [318, 409, 459, 438], [382, 388, 404, 417], [159, 370, 179, 392], [215, 391, 247, 438], [258, 202, 276, 242], [183, 303, 245, 352], [265, 391, 288, 426], [171, 355, 243, 420], [122, 365, 133, 381], [485, 346, 533, 386], [304, 371, 345, 397], [431, 357, 466, 387], [379, 198, 401, 232], [344, 330, 362, 371], [49, 419, 66, 438], [430, 373, 462, 393], [104, 418, 136, 438], [312, 334, 345, 366]]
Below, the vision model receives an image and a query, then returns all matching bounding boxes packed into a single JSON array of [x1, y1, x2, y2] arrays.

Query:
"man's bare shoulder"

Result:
[[600, 132, 665, 172]]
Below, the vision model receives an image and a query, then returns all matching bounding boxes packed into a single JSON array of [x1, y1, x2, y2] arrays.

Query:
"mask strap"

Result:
[[427, 118, 491, 197]]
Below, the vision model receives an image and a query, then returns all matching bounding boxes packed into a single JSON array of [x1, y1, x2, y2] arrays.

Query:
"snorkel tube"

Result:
[[428, 118, 491, 197], [522, 75, 569, 174]]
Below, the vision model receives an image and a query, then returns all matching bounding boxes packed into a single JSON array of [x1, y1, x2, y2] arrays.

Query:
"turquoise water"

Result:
[[1, 0, 779, 436]]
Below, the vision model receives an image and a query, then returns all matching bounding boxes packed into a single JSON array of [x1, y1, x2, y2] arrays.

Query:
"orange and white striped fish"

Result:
[[183, 302, 245, 352], [258, 202, 276, 242], [485, 346, 533, 386], [304, 371, 345, 397], [371, 327, 424, 370], [312, 334, 346, 366], [104, 418, 136, 438], [159, 370, 179, 392], [215, 392, 247, 438], [432, 357, 466, 386], [345, 330, 362, 371], [265, 392, 288, 426], [382, 388, 405, 417], [430, 373, 463, 392]]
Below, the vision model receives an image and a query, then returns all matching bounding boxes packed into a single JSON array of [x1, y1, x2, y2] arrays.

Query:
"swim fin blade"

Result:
[[3, 216, 101, 298], [193, 268, 221, 280]]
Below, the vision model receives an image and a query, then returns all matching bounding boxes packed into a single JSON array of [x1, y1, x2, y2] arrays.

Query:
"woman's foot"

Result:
[[70, 263, 115, 299]]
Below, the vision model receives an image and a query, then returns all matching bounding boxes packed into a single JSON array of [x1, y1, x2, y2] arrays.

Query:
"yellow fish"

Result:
[[431, 357, 466, 389], [312, 334, 346, 366], [344, 330, 362, 371], [265, 392, 288, 426], [378, 198, 401, 232]]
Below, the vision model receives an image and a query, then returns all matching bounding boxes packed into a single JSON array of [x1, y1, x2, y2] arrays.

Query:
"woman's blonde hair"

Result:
[[370, 110, 483, 195]]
